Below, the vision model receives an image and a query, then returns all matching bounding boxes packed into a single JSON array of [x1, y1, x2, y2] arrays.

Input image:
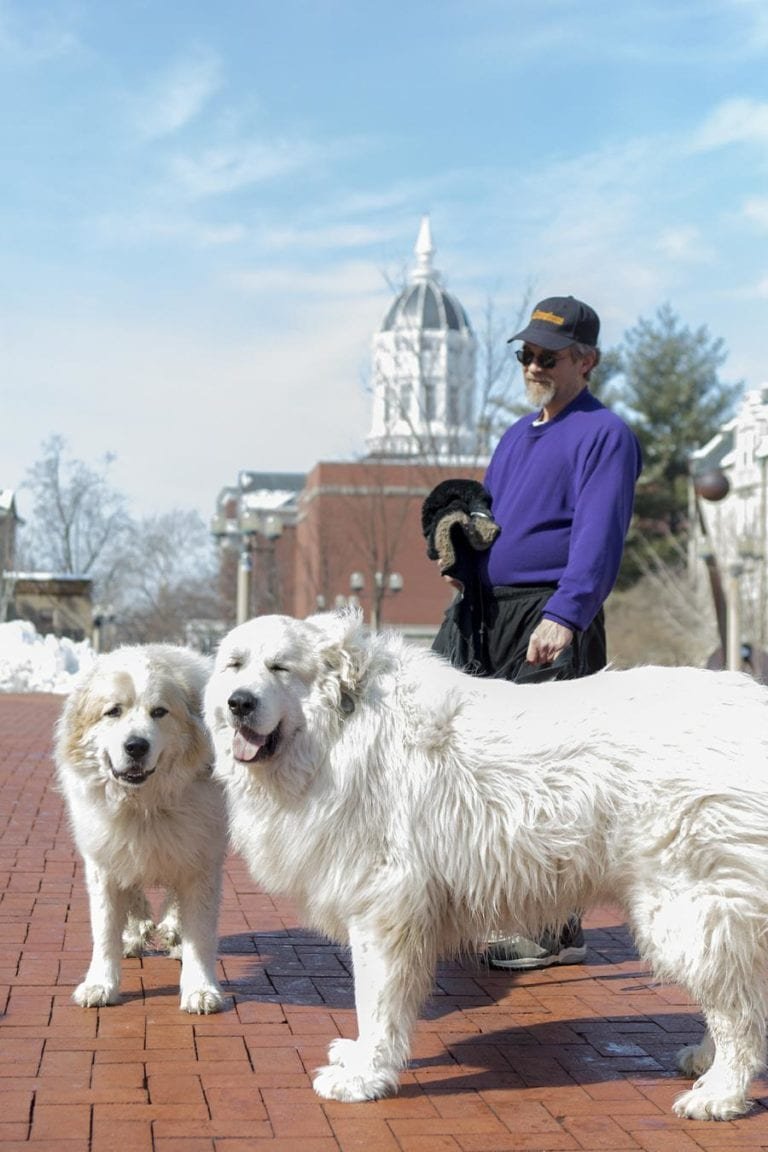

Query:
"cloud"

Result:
[[165, 137, 323, 198], [690, 96, 768, 151], [89, 208, 248, 249], [655, 226, 714, 264], [128, 50, 223, 140], [723, 0, 768, 51], [742, 196, 768, 230], [225, 259, 387, 303], [0, 5, 81, 63], [262, 221, 403, 252]]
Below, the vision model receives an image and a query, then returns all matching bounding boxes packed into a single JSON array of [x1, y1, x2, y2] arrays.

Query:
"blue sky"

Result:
[[2, 0, 768, 519]]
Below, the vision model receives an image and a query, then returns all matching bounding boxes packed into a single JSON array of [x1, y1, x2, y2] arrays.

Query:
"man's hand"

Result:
[[526, 619, 573, 665]]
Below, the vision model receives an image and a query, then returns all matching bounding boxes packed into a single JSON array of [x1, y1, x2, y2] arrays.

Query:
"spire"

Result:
[[412, 214, 436, 283]]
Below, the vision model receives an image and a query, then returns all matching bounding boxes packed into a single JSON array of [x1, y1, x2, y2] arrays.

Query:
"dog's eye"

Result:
[[268, 663, 288, 674], [226, 655, 244, 671], [103, 704, 122, 718], [150, 706, 168, 719]]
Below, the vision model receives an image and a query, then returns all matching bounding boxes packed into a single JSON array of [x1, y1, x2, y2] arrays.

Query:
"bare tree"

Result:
[[472, 289, 536, 444], [20, 436, 133, 597], [606, 532, 719, 668], [340, 466, 417, 630], [0, 492, 21, 623], [19, 439, 222, 647], [116, 510, 223, 645]]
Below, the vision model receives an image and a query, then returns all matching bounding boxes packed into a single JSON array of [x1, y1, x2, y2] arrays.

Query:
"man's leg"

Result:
[[485, 608, 606, 970]]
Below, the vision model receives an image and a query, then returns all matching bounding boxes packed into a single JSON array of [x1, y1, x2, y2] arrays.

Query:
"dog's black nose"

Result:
[[124, 736, 150, 761], [228, 688, 257, 718]]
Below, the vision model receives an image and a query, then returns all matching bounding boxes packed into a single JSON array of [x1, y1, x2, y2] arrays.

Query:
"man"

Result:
[[432, 294, 642, 969]]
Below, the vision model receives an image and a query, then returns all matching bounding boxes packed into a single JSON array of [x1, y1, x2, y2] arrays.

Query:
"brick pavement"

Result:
[[2, 692, 768, 1151]]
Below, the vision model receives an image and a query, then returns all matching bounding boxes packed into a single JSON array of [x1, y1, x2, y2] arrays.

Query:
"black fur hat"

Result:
[[421, 479, 500, 577]]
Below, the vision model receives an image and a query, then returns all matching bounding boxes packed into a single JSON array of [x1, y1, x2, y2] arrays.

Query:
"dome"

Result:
[[366, 216, 480, 463], [379, 215, 472, 335], [380, 280, 472, 334]]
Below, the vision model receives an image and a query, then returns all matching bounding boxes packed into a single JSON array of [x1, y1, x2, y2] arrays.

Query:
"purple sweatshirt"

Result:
[[481, 389, 642, 632]]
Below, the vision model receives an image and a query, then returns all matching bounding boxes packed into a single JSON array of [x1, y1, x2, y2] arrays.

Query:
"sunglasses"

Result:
[[515, 347, 570, 370]]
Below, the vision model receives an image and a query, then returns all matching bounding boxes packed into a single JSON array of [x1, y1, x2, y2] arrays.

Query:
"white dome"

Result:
[[380, 280, 472, 334], [366, 217, 480, 463], [379, 216, 472, 335]]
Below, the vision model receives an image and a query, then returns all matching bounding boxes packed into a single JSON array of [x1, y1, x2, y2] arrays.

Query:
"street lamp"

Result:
[[92, 604, 116, 653], [346, 570, 403, 631], [211, 507, 283, 626]]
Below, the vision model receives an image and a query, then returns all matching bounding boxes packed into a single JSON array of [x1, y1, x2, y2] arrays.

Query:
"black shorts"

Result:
[[432, 583, 606, 684]]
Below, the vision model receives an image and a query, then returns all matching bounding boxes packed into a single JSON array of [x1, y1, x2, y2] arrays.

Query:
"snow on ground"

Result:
[[0, 621, 95, 694]]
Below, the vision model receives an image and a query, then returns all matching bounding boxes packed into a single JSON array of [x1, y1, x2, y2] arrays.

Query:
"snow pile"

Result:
[[0, 620, 95, 694]]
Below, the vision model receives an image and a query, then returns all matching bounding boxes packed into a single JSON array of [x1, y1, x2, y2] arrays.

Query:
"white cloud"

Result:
[[225, 259, 387, 303], [723, 0, 768, 51], [0, 5, 81, 63], [128, 50, 223, 140], [89, 208, 248, 249], [690, 96, 768, 151], [263, 222, 403, 252], [166, 137, 322, 198], [655, 226, 713, 264], [742, 196, 768, 230]]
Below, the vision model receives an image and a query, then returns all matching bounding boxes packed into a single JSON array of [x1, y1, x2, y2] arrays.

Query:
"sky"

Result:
[[2, 0, 768, 523]]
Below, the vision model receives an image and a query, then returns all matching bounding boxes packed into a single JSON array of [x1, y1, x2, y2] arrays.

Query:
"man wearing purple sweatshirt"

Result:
[[435, 295, 642, 969], [481, 295, 642, 686]]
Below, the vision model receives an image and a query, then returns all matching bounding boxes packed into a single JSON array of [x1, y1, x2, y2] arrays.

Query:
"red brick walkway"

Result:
[[3, 693, 768, 1151]]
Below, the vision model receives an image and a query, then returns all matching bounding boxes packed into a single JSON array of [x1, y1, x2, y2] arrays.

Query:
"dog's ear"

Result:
[[55, 663, 101, 766], [306, 608, 369, 706]]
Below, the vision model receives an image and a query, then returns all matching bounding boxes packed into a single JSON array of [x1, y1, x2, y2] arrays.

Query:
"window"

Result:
[[423, 382, 436, 421]]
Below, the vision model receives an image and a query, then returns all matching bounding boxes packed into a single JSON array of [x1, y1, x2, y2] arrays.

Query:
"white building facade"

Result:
[[691, 385, 768, 661], [366, 216, 481, 463]]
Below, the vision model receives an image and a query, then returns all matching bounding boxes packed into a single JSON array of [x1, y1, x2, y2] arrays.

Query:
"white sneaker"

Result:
[[485, 919, 586, 970]]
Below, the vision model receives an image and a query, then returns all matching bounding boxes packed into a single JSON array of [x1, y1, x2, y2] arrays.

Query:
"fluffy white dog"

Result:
[[205, 609, 768, 1120], [56, 644, 227, 1014]]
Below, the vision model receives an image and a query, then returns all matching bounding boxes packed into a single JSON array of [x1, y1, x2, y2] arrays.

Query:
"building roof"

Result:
[[379, 216, 472, 335], [238, 470, 306, 493], [0, 489, 23, 522]]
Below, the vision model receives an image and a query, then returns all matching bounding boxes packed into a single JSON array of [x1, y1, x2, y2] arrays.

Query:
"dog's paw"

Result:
[[154, 917, 182, 955], [673, 1085, 750, 1121], [677, 1042, 714, 1078], [327, 1037, 359, 1066], [313, 1043, 400, 1102], [122, 917, 155, 957], [181, 986, 224, 1015], [73, 981, 120, 1008]]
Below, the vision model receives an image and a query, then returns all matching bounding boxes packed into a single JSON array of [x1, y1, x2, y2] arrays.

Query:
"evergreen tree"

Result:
[[618, 303, 741, 533]]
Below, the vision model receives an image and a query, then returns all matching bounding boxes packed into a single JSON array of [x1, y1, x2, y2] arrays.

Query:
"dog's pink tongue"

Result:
[[233, 729, 267, 763]]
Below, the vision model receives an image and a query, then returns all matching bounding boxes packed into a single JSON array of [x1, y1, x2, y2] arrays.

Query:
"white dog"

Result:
[[205, 609, 768, 1120], [56, 643, 227, 1014]]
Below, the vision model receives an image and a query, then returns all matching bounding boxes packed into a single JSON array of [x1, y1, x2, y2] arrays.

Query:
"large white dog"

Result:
[[205, 609, 768, 1120], [56, 644, 227, 1014]]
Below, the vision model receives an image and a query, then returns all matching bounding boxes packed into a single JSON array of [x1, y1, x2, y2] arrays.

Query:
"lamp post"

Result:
[[725, 561, 744, 674], [692, 468, 731, 665], [211, 506, 283, 626], [92, 604, 116, 653], [756, 444, 768, 653], [345, 570, 403, 631]]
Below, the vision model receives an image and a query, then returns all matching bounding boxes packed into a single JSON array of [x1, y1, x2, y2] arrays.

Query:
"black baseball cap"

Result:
[[508, 296, 600, 350]]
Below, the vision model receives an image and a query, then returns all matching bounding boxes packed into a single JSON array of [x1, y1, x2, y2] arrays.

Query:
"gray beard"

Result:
[[525, 379, 556, 411]]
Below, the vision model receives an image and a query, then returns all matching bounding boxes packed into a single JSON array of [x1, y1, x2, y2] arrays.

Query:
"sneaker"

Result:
[[485, 917, 586, 970]]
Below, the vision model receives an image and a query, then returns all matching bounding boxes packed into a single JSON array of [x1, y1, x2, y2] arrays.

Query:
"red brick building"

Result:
[[293, 458, 482, 638]]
